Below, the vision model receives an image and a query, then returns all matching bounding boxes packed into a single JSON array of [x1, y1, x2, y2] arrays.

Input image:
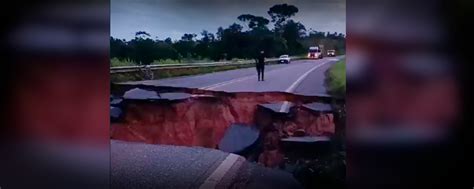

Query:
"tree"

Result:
[[282, 20, 306, 39], [110, 4, 345, 64], [194, 30, 217, 59], [267, 4, 299, 29], [135, 31, 151, 38], [281, 20, 306, 54], [216, 27, 224, 40], [237, 14, 270, 30], [181, 33, 197, 41], [155, 42, 179, 60], [335, 32, 345, 39], [164, 37, 173, 45], [173, 33, 198, 59], [129, 37, 157, 65], [309, 30, 326, 38], [218, 23, 248, 60], [110, 37, 128, 60], [200, 30, 215, 43], [228, 23, 243, 33]]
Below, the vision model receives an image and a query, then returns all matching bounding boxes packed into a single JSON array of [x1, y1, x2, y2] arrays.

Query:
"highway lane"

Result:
[[124, 56, 344, 96]]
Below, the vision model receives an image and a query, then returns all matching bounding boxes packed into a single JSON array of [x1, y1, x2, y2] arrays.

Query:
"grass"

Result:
[[110, 58, 135, 67], [110, 64, 254, 83], [325, 59, 346, 97], [151, 59, 182, 65], [111, 58, 258, 67]]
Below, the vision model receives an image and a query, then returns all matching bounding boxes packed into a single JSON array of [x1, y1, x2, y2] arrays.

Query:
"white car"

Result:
[[327, 50, 336, 57], [278, 55, 291, 64]]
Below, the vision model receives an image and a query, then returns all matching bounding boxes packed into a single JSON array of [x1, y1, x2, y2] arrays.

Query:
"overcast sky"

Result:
[[111, 0, 345, 40]]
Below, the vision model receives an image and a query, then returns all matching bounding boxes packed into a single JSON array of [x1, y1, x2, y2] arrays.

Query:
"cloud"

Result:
[[111, 0, 345, 40]]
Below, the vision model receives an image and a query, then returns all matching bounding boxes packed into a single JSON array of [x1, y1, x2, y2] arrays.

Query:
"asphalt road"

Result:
[[113, 56, 344, 188], [111, 140, 302, 189], [124, 56, 344, 96]]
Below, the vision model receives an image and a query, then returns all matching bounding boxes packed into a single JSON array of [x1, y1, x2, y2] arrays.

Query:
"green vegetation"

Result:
[[111, 58, 194, 67], [111, 64, 250, 83], [110, 3, 345, 67], [110, 57, 258, 68], [110, 58, 135, 67], [152, 59, 182, 65], [110, 59, 288, 82], [325, 59, 346, 96]]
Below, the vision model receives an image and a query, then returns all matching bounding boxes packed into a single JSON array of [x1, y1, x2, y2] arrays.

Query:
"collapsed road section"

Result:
[[110, 84, 345, 188]]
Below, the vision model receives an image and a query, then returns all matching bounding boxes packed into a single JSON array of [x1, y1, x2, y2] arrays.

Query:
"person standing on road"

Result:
[[256, 50, 265, 81]]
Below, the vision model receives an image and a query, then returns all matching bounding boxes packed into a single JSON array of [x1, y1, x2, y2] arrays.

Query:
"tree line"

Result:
[[110, 4, 345, 65]]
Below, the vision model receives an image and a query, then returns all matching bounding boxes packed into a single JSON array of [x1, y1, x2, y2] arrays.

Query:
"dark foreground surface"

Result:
[[111, 140, 302, 189]]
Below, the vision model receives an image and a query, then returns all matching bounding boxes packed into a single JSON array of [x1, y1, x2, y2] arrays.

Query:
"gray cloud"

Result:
[[111, 0, 345, 40]]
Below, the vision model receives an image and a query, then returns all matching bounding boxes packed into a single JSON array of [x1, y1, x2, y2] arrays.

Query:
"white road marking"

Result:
[[279, 101, 291, 113], [200, 63, 292, 90], [199, 153, 240, 189], [201, 75, 254, 90], [278, 101, 292, 113], [279, 60, 330, 112], [200, 58, 333, 98]]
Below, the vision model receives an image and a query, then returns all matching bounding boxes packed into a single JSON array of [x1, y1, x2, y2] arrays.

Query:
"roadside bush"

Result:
[[325, 59, 346, 97]]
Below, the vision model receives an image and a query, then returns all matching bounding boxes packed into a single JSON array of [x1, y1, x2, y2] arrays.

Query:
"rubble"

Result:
[[218, 123, 260, 154]]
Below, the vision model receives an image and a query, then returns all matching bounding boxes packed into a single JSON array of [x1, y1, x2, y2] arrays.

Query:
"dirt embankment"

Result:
[[111, 85, 341, 149]]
